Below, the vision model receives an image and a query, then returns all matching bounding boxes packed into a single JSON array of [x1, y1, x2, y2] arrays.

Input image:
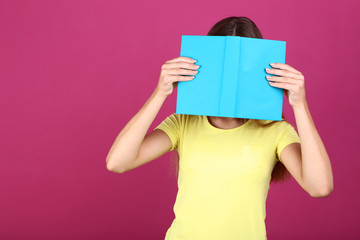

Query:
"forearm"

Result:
[[106, 88, 167, 171], [293, 101, 334, 196]]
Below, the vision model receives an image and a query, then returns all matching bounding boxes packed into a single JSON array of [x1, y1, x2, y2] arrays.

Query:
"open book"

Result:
[[176, 35, 286, 121]]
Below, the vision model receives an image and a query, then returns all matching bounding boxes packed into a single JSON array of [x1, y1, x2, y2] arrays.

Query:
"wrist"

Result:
[[292, 100, 308, 112], [152, 87, 168, 101]]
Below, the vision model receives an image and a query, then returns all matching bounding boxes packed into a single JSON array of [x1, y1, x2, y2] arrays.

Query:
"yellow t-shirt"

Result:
[[154, 113, 301, 240]]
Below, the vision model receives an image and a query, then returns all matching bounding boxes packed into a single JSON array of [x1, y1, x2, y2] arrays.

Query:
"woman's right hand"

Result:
[[155, 56, 200, 97]]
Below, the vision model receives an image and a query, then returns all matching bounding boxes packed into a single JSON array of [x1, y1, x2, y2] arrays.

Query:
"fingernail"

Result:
[[270, 63, 275, 66]]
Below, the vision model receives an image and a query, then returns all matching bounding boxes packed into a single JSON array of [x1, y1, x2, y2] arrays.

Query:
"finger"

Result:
[[268, 81, 296, 91], [163, 61, 199, 70], [166, 56, 197, 63], [265, 76, 299, 84], [269, 63, 301, 74], [165, 68, 198, 76], [168, 75, 195, 82], [266, 68, 303, 80]]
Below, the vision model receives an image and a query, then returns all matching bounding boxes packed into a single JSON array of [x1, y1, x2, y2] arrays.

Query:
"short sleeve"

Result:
[[154, 113, 182, 151], [275, 121, 301, 162]]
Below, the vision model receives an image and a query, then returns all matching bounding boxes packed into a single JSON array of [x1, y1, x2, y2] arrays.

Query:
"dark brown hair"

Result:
[[168, 16, 292, 183]]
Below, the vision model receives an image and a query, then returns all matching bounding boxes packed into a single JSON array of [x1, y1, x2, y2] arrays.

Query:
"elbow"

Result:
[[309, 185, 334, 198], [106, 158, 126, 174]]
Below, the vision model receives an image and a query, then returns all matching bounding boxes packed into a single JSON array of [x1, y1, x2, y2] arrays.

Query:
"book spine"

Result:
[[218, 36, 241, 117], [234, 37, 242, 118]]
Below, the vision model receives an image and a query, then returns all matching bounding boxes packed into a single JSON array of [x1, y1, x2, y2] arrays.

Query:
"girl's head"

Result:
[[207, 16, 263, 39]]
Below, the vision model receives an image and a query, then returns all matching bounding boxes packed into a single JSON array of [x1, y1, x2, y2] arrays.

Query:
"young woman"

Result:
[[106, 16, 334, 240]]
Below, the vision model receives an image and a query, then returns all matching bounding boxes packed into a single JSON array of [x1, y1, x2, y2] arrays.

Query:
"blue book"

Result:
[[176, 35, 286, 121]]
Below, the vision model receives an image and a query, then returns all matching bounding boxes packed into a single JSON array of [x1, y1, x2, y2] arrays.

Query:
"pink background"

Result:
[[1, 0, 359, 239]]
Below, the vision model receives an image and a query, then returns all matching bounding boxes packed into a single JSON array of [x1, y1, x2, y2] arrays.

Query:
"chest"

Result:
[[178, 125, 278, 178]]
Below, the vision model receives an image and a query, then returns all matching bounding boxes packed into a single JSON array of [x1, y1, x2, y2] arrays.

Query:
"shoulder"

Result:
[[275, 120, 296, 132], [248, 119, 297, 136], [272, 120, 299, 143], [158, 113, 197, 127], [263, 119, 294, 129], [248, 118, 291, 128], [164, 113, 194, 122]]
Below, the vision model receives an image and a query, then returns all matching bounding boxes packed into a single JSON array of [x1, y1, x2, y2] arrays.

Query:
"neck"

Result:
[[207, 116, 247, 129]]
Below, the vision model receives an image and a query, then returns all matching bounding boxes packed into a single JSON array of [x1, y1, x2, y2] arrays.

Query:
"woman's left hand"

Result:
[[265, 63, 306, 108]]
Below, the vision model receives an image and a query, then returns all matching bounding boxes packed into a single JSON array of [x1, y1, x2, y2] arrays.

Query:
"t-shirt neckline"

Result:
[[203, 115, 251, 131]]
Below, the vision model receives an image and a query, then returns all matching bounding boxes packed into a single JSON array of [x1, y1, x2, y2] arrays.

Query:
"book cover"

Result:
[[176, 35, 286, 121]]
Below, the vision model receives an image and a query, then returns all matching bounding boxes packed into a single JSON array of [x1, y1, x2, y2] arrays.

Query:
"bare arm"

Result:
[[266, 62, 333, 197], [106, 56, 199, 173], [106, 90, 167, 173], [295, 102, 333, 197]]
